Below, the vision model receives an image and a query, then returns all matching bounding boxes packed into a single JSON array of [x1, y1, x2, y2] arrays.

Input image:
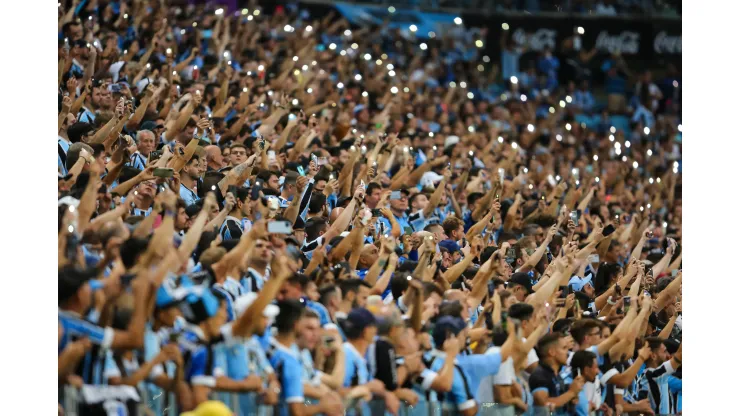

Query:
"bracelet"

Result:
[[607, 296, 616, 306]]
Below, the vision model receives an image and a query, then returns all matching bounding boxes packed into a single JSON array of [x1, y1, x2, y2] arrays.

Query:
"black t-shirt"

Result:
[[529, 363, 569, 412], [370, 338, 398, 391]]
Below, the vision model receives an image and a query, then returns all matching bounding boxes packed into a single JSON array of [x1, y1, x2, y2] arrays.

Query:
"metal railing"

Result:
[[63, 386, 683, 416]]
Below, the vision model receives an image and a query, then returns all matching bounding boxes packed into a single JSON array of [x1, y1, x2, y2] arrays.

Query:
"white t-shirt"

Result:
[[518, 337, 539, 383], [476, 346, 516, 403]]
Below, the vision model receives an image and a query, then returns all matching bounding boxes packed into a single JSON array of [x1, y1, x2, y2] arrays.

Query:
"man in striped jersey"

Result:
[[127, 129, 156, 170], [636, 337, 682, 415]]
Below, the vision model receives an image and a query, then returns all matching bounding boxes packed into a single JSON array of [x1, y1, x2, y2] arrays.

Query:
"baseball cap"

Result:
[[444, 135, 460, 149], [509, 272, 534, 294], [140, 120, 164, 131], [568, 274, 594, 292], [233, 292, 280, 319], [180, 401, 233, 416], [421, 171, 444, 189], [439, 239, 461, 254], [58, 266, 99, 304], [345, 308, 377, 332], [432, 315, 467, 348]]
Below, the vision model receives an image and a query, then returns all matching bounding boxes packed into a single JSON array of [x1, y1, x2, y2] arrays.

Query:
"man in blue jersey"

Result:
[[636, 337, 682, 415], [530, 333, 585, 415], [427, 314, 520, 416], [340, 307, 400, 414], [128, 129, 156, 170], [58, 265, 151, 366], [270, 299, 343, 416]]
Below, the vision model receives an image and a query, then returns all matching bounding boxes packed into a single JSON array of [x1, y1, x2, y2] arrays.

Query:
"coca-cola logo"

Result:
[[512, 28, 557, 51], [653, 31, 681, 54], [594, 31, 640, 54]]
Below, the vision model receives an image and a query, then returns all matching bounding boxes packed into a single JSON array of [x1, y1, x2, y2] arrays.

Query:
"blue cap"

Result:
[[439, 239, 461, 254], [569, 274, 594, 292], [432, 315, 467, 349], [346, 308, 376, 332]]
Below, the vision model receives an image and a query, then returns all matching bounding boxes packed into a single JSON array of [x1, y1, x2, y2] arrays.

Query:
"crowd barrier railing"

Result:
[[62, 387, 682, 416]]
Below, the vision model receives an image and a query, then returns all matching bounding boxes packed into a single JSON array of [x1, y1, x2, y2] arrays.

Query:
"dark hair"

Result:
[[442, 216, 463, 237], [508, 303, 535, 321], [552, 318, 573, 335], [338, 278, 371, 299], [536, 333, 563, 358], [593, 263, 622, 295], [422, 282, 444, 299], [274, 299, 305, 334], [570, 319, 602, 344], [390, 275, 410, 299], [304, 217, 328, 242], [119, 237, 151, 269], [318, 285, 338, 305], [366, 182, 382, 196], [645, 336, 665, 351], [308, 193, 327, 214], [570, 350, 597, 372], [438, 301, 463, 319]]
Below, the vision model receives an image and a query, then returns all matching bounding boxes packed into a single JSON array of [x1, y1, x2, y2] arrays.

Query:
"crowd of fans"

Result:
[[57, 1, 682, 415]]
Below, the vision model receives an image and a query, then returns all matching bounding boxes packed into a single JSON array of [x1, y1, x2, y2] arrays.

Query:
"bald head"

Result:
[[329, 207, 344, 224], [205, 145, 224, 170]]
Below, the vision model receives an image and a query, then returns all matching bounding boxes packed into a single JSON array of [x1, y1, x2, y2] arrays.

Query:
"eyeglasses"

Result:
[[231, 151, 247, 156]]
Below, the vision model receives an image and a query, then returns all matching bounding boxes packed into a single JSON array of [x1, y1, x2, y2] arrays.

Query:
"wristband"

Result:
[[607, 296, 616, 306], [164, 209, 175, 217]]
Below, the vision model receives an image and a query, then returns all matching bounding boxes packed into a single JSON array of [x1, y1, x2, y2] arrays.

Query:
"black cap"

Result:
[[59, 266, 99, 305], [509, 272, 534, 294], [345, 308, 376, 332], [432, 315, 467, 348]]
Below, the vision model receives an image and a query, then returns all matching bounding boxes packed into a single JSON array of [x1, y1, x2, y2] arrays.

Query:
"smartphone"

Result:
[[259, 137, 266, 150], [623, 296, 631, 313], [587, 254, 599, 264], [360, 180, 366, 190], [547, 174, 556, 186], [250, 182, 262, 201], [311, 153, 318, 166], [268, 220, 293, 234], [168, 332, 180, 343], [602, 224, 616, 237], [371, 209, 382, 217], [500, 311, 508, 332], [390, 191, 402, 200], [153, 167, 174, 178], [558, 285, 568, 299], [267, 150, 276, 161], [498, 168, 505, 185], [149, 150, 161, 161], [570, 210, 579, 226], [505, 248, 516, 264]]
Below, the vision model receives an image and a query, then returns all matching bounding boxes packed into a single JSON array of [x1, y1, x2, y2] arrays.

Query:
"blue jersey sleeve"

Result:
[[668, 376, 682, 393], [343, 346, 357, 387], [187, 346, 216, 387], [272, 352, 303, 403], [448, 366, 476, 411]]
